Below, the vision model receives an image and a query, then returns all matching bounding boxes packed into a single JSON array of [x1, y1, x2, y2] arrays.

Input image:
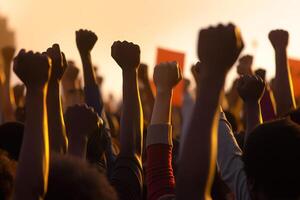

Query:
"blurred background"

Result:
[[1, 0, 300, 100]]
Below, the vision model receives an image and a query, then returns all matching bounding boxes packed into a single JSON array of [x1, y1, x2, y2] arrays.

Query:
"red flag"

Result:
[[289, 58, 300, 98], [155, 47, 185, 106]]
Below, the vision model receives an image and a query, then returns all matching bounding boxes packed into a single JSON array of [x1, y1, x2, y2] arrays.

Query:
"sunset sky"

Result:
[[1, 0, 300, 99]]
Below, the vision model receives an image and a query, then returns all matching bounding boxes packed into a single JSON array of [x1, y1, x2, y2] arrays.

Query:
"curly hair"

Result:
[[45, 154, 117, 200]]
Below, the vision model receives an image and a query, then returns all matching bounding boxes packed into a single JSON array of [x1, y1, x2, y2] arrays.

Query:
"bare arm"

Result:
[[1, 46, 16, 121], [177, 24, 244, 200], [146, 62, 181, 200], [138, 63, 155, 123], [46, 44, 68, 153], [269, 30, 296, 116], [237, 75, 265, 141], [111, 41, 143, 160], [13, 50, 51, 200]]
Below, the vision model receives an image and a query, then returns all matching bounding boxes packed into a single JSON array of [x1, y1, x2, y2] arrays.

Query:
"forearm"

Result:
[[244, 102, 262, 142], [151, 90, 172, 124], [47, 82, 68, 153], [81, 53, 97, 87], [120, 70, 143, 159], [14, 88, 49, 200], [177, 75, 225, 200], [274, 49, 296, 116]]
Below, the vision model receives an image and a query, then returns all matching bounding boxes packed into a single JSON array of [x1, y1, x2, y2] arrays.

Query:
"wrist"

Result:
[[122, 69, 138, 76]]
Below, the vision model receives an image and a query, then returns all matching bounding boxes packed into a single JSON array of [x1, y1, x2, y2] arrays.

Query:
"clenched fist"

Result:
[[191, 61, 203, 86], [13, 50, 51, 89], [65, 104, 103, 139], [269, 29, 289, 51], [237, 75, 265, 103], [237, 55, 253, 75], [111, 41, 140, 70], [46, 44, 67, 82], [198, 23, 244, 74], [76, 29, 98, 55], [153, 61, 182, 93]]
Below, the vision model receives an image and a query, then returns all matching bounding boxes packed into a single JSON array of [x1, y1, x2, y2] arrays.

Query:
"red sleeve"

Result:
[[146, 144, 175, 200], [260, 87, 276, 121]]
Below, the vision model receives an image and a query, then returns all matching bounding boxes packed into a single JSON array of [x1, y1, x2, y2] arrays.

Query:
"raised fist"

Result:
[[254, 68, 266, 81], [153, 61, 182, 93], [237, 55, 253, 75], [111, 41, 140, 70], [62, 61, 79, 82], [198, 23, 244, 74], [76, 29, 98, 55], [191, 61, 203, 86], [64, 104, 103, 139], [46, 44, 67, 82], [237, 75, 265, 103], [13, 50, 51, 89], [269, 29, 289, 50], [138, 63, 149, 82], [1, 46, 15, 65]]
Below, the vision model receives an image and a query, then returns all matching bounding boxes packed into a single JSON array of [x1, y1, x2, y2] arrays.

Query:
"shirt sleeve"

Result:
[[217, 112, 251, 200], [110, 156, 143, 200], [146, 124, 175, 200]]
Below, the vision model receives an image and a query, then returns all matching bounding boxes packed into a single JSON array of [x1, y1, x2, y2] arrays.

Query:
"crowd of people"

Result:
[[0, 22, 300, 200]]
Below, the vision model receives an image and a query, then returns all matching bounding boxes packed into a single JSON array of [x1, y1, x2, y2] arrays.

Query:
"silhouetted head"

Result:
[[0, 122, 24, 160], [0, 150, 17, 200], [243, 119, 300, 199], [45, 154, 117, 200]]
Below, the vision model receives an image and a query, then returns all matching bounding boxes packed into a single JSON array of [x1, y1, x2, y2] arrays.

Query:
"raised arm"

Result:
[[13, 50, 51, 200], [46, 44, 68, 153], [111, 41, 143, 160], [65, 104, 102, 159], [1, 46, 16, 121], [146, 61, 181, 200], [177, 24, 244, 200], [269, 30, 296, 116], [138, 63, 155, 123], [76, 29, 104, 113], [237, 75, 265, 142]]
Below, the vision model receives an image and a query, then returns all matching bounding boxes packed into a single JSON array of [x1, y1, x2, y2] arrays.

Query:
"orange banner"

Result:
[[289, 58, 300, 98], [155, 47, 185, 106]]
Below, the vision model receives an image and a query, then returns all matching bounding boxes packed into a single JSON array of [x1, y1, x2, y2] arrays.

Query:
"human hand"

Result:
[[65, 104, 103, 139], [237, 75, 265, 103], [46, 44, 67, 83], [254, 68, 266, 81], [111, 41, 140, 70], [269, 29, 289, 51], [62, 61, 79, 83], [191, 61, 203, 86], [197, 23, 244, 75], [138, 63, 149, 82], [76, 29, 98, 55], [13, 50, 51, 90], [237, 55, 253, 75], [153, 61, 182, 93]]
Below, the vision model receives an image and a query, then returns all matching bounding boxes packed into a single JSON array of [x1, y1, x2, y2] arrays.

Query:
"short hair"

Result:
[[45, 154, 117, 200], [0, 122, 24, 160], [0, 150, 17, 200], [243, 119, 300, 199]]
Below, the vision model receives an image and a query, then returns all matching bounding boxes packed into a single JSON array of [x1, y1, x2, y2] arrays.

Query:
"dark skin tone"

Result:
[[46, 44, 68, 153], [177, 23, 244, 200], [111, 40, 144, 163]]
